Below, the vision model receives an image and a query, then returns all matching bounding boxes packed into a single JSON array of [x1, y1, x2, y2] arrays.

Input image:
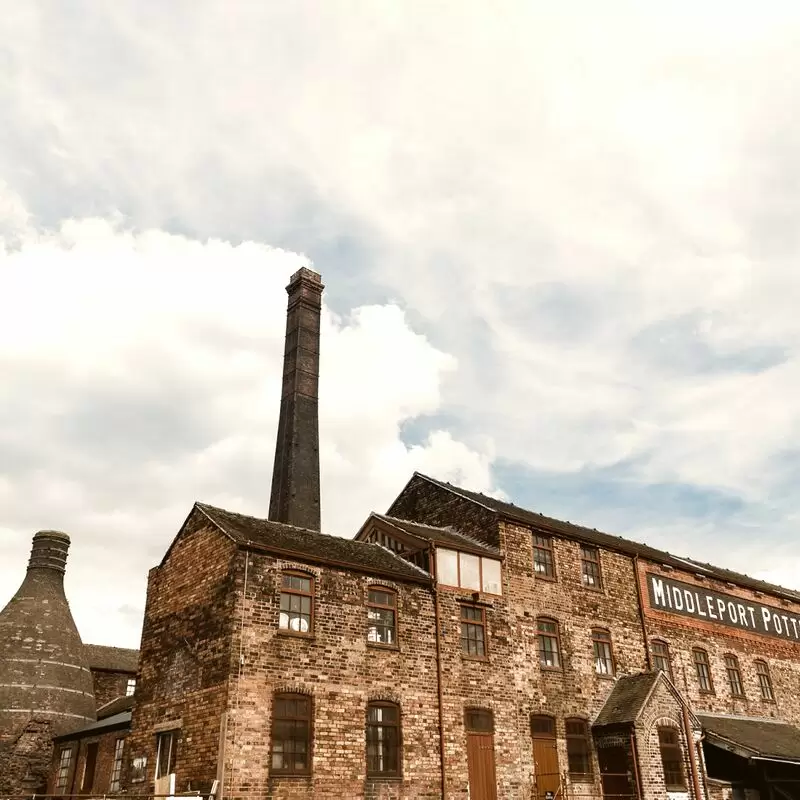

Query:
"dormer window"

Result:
[[435, 548, 502, 595]]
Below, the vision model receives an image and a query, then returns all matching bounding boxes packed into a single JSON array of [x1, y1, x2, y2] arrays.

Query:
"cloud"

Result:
[[0, 209, 496, 646], [2, 1, 800, 645]]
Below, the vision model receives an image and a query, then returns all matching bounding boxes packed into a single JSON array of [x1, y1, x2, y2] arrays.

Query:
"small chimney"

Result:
[[269, 267, 324, 531], [27, 530, 71, 575]]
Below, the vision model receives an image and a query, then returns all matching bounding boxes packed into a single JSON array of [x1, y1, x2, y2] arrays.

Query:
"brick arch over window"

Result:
[[366, 690, 403, 706], [648, 721, 687, 792], [272, 684, 314, 697]]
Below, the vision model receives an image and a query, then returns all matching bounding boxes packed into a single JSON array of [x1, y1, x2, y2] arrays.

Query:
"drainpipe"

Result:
[[429, 543, 447, 799], [632, 555, 652, 670], [630, 728, 644, 800], [682, 703, 703, 800]]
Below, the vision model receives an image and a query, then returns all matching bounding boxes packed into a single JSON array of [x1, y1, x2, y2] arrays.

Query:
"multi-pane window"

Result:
[[466, 708, 495, 733], [366, 702, 401, 777], [460, 605, 487, 658], [537, 617, 561, 669], [109, 738, 124, 792], [658, 727, 686, 791], [592, 629, 614, 676], [725, 654, 745, 697], [533, 535, 556, 579], [755, 660, 775, 701], [435, 549, 503, 594], [566, 718, 593, 779], [126, 678, 136, 697], [271, 693, 312, 775], [580, 546, 602, 589], [693, 648, 714, 693], [367, 588, 397, 646], [279, 572, 314, 634], [651, 640, 673, 678], [55, 746, 73, 793]]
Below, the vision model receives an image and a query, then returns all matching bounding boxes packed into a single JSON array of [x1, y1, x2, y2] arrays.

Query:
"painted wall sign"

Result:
[[646, 573, 800, 643]]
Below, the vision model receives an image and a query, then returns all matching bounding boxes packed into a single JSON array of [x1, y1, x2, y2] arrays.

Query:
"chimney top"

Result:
[[27, 530, 71, 574]]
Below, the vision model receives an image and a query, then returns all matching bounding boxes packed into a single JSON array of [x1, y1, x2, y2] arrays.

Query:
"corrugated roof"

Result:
[[195, 503, 430, 584], [371, 513, 501, 557], [415, 473, 800, 603], [83, 643, 138, 673], [699, 714, 800, 762]]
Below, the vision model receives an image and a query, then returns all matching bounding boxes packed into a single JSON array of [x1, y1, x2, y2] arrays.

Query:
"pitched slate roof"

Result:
[[96, 694, 135, 720], [370, 513, 501, 557], [53, 710, 132, 741], [83, 643, 139, 673], [593, 672, 662, 727], [699, 714, 800, 762], [195, 503, 430, 584], [414, 473, 800, 603]]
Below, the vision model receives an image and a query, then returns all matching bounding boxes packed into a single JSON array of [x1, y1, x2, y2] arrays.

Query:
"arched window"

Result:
[[592, 628, 614, 676], [367, 587, 397, 646], [724, 654, 745, 697], [466, 708, 495, 734], [366, 701, 401, 777], [692, 648, 714, 693], [536, 617, 562, 669], [565, 718, 592, 779], [658, 727, 686, 791], [271, 693, 312, 775], [755, 660, 775, 701], [279, 572, 314, 634], [651, 639, 672, 678]]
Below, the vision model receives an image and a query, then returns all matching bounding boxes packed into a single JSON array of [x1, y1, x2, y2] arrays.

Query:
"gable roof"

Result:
[[193, 503, 430, 584], [593, 672, 662, 727], [83, 644, 139, 673], [362, 513, 501, 558], [699, 713, 800, 762], [413, 473, 800, 603]]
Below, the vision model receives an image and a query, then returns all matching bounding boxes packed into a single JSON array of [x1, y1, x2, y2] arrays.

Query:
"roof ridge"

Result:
[[197, 502, 339, 538]]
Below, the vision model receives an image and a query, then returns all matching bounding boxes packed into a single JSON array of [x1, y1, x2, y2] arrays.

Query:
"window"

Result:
[[466, 708, 495, 733], [537, 617, 561, 669], [592, 629, 614, 676], [435, 548, 503, 595], [566, 718, 593, 779], [155, 731, 176, 779], [271, 693, 312, 775], [755, 660, 775, 701], [658, 727, 686, 791], [55, 746, 73, 793], [126, 677, 136, 697], [109, 738, 124, 792], [651, 640, 673, 679], [725, 654, 745, 698], [693, 648, 714, 693], [279, 572, 314, 634], [533, 534, 556, 579], [531, 715, 556, 739], [367, 587, 397, 646], [460, 605, 487, 658], [366, 702, 401, 777], [580, 546, 602, 589]]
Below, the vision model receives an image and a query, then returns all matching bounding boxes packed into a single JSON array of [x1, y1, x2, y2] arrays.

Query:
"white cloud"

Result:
[[0, 209, 496, 646]]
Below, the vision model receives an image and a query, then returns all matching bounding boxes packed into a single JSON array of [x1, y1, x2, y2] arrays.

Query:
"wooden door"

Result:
[[532, 716, 561, 800], [466, 709, 497, 800], [154, 730, 177, 796], [598, 745, 636, 800]]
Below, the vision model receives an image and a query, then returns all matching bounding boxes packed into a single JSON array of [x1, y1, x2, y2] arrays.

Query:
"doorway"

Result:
[[598, 744, 637, 800], [532, 715, 561, 800], [466, 708, 497, 800], [154, 729, 178, 796]]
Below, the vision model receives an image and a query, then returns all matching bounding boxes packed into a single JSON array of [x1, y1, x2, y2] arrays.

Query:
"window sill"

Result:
[[534, 574, 557, 582], [569, 774, 594, 783], [698, 689, 715, 696], [540, 666, 563, 673], [582, 584, 604, 593], [595, 673, 615, 680], [367, 642, 400, 652], [366, 775, 403, 782], [269, 773, 312, 779], [462, 654, 489, 662], [666, 786, 688, 793], [276, 630, 315, 640]]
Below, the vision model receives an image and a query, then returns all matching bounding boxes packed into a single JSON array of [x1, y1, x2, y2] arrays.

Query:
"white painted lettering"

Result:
[[673, 587, 684, 611], [773, 614, 783, 635], [792, 618, 799, 639], [696, 593, 707, 617], [782, 615, 790, 637], [737, 604, 748, 627], [706, 597, 718, 620], [727, 601, 737, 622], [684, 590, 696, 613], [762, 607, 772, 631], [652, 578, 666, 608], [717, 599, 727, 620], [748, 607, 756, 628]]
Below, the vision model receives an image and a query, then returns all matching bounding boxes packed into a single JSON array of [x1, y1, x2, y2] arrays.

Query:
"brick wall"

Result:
[[125, 516, 240, 795], [223, 548, 442, 800], [92, 669, 135, 708], [49, 729, 127, 794], [0, 719, 53, 794]]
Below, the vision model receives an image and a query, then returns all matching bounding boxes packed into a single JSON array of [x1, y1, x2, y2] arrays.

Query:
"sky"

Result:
[[3, 1, 800, 648]]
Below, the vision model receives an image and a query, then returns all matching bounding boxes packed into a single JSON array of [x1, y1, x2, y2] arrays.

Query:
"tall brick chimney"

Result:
[[269, 267, 324, 531]]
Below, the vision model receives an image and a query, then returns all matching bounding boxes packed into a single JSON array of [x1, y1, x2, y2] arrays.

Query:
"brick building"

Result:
[[119, 266, 800, 800]]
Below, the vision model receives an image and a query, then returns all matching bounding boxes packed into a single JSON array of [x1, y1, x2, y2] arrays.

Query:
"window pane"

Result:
[[459, 553, 480, 590], [436, 549, 459, 586], [466, 709, 494, 733], [481, 558, 502, 595]]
